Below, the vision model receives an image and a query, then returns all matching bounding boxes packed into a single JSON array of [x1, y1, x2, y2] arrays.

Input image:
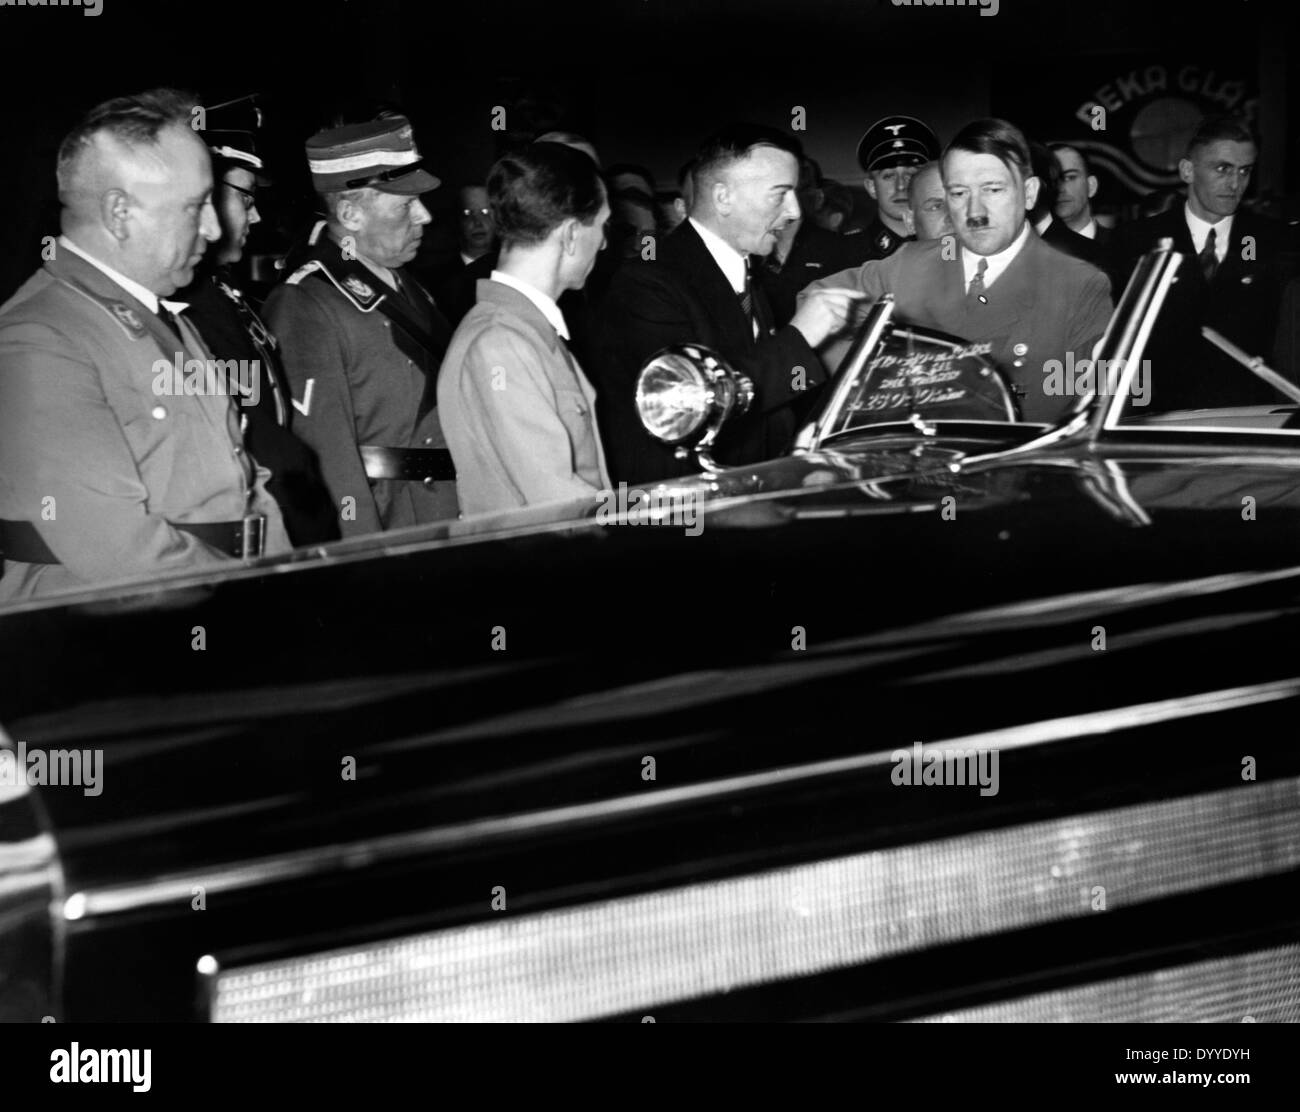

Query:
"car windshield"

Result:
[[817, 322, 1024, 443], [1111, 324, 1300, 433]]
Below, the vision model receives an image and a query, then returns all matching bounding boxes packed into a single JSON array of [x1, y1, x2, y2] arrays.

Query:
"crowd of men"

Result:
[[0, 88, 1296, 601]]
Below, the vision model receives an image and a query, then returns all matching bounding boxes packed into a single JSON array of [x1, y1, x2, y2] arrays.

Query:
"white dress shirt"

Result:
[[961, 221, 1031, 293], [489, 269, 570, 340], [1184, 203, 1232, 263], [689, 217, 762, 338], [1078, 218, 1099, 240]]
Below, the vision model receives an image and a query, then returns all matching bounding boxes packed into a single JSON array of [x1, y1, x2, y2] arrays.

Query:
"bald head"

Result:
[[905, 160, 952, 240], [56, 89, 220, 296]]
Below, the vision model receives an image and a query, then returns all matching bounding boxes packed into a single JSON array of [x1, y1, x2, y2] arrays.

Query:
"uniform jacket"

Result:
[[263, 225, 458, 537], [0, 249, 288, 602], [803, 230, 1113, 423], [438, 280, 610, 516], [1114, 207, 1295, 411], [182, 268, 340, 545], [588, 219, 827, 485], [846, 217, 912, 264]]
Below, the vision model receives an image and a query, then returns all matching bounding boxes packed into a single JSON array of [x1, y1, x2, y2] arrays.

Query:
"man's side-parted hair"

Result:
[[1185, 114, 1258, 159], [692, 123, 801, 205], [488, 141, 606, 250], [944, 117, 1033, 182], [1049, 142, 1094, 177], [56, 87, 198, 197]]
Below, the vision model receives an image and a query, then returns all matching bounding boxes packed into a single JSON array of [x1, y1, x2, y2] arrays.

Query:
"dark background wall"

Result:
[[0, 0, 1292, 301]]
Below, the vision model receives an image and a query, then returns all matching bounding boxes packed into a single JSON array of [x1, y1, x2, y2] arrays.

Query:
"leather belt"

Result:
[[0, 516, 267, 565], [360, 445, 456, 482]]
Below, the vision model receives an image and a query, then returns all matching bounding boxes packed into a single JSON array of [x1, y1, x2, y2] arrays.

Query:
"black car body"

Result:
[[2, 242, 1298, 1022]]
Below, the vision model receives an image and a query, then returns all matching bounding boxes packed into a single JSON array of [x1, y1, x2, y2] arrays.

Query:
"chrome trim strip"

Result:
[[70, 678, 1300, 919], [209, 780, 1300, 1022], [912, 942, 1300, 1023]]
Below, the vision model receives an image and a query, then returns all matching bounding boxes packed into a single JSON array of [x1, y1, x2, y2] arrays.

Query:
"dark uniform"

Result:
[[851, 115, 943, 264], [183, 268, 340, 545]]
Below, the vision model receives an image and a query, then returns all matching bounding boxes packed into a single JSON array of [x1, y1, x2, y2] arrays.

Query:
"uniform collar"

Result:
[[489, 269, 569, 340], [689, 217, 747, 295], [358, 252, 398, 291], [58, 235, 189, 316]]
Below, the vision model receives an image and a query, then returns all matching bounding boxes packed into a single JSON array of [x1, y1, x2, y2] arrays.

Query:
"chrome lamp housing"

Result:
[[635, 344, 754, 472]]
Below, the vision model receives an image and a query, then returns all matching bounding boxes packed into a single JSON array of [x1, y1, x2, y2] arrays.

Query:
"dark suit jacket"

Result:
[[1114, 206, 1295, 410], [804, 229, 1113, 424], [759, 220, 871, 328], [1041, 217, 1111, 275], [589, 220, 827, 484]]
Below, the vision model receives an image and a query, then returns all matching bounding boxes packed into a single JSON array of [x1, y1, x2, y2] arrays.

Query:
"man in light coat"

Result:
[[802, 118, 1112, 424], [438, 142, 611, 516], [0, 89, 289, 603]]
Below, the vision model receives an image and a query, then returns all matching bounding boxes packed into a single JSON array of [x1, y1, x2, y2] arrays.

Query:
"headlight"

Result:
[[635, 344, 753, 470]]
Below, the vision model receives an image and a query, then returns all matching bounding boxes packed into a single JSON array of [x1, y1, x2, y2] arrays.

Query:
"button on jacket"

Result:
[[264, 227, 458, 537], [0, 250, 288, 602]]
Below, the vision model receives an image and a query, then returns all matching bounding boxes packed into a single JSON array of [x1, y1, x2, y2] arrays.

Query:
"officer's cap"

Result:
[[857, 115, 940, 173], [306, 115, 440, 195], [204, 95, 266, 174]]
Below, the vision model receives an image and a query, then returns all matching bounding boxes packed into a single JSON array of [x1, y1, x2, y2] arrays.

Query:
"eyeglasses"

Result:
[[225, 182, 258, 212], [461, 207, 491, 219]]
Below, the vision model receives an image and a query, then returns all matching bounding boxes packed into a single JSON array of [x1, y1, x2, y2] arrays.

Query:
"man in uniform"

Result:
[[802, 118, 1112, 425], [848, 114, 942, 262], [439, 143, 611, 515], [264, 116, 458, 538], [0, 88, 289, 603], [179, 102, 339, 546]]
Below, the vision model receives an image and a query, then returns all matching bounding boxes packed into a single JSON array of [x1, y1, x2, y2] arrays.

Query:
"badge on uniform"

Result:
[[108, 301, 146, 337], [344, 276, 375, 301]]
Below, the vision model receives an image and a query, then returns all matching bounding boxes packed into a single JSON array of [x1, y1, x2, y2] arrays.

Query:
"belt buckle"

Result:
[[240, 514, 266, 560]]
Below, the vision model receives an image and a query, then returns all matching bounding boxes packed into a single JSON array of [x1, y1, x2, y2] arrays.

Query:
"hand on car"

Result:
[[790, 288, 869, 348]]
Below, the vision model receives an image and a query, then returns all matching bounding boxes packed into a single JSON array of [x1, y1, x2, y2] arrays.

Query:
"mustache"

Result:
[[965, 215, 991, 229]]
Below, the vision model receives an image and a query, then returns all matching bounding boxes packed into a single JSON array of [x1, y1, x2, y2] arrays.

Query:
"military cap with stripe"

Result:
[[856, 115, 941, 172], [306, 115, 440, 195]]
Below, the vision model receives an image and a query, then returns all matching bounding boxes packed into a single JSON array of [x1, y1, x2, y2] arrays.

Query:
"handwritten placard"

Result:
[[842, 330, 1016, 426]]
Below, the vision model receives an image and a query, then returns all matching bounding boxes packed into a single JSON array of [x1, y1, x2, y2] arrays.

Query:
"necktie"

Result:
[[1199, 227, 1219, 284], [968, 257, 989, 303], [740, 259, 756, 323], [156, 304, 183, 345], [740, 257, 772, 338]]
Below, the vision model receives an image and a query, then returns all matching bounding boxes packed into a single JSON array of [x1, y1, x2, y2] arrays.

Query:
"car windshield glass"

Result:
[[821, 324, 1022, 441], [1112, 325, 1300, 432]]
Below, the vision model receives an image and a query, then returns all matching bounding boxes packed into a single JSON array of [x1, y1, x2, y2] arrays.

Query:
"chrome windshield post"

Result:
[[1086, 237, 1183, 443], [793, 295, 896, 452]]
